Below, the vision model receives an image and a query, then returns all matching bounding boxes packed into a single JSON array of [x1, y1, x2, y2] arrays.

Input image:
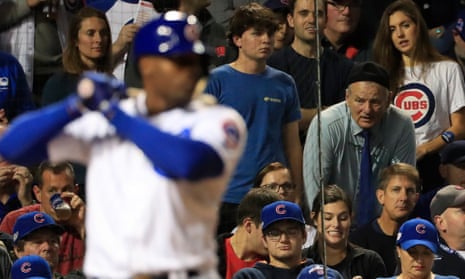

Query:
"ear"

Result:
[[345, 88, 350, 101], [376, 189, 385, 205], [243, 217, 254, 234], [14, 246, 23, 258], [434, 215, 446, 232], [232, 35, 242, 48], [32, 185, 42, 203], [287, 13, 295, 28]]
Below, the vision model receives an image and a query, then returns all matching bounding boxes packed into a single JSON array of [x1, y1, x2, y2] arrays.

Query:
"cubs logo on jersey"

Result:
[[394, 83, 435, 128]]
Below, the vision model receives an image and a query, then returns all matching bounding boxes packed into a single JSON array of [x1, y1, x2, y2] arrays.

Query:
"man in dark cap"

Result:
[[303, 61, 416, 228], [430, 185, 465, 278]]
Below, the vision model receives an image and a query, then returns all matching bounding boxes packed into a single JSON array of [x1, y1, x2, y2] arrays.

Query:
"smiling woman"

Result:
[[304, 184, 388, 279]]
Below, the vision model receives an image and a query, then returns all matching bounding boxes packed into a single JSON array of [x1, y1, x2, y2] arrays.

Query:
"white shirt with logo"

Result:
[[394, 61, 465, 145]]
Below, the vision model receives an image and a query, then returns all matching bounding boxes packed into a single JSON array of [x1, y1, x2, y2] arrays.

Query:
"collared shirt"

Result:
[[303, 101, 416, 224]]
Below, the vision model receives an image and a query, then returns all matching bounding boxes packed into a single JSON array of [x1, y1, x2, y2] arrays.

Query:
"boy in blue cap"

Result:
[[234, 201, 313, 279]]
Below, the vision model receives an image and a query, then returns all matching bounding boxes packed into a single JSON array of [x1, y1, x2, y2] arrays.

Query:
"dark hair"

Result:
[[311, 184, 352, 223], [227, 3, 279, 48], [63, 7, 113, 74], [35, 161, 75, 187], [236, 188, 280, 226], [253, 161, 291, 188], [373, 0, 447, 92], [288, 0, 327, 16], [378, 163, 421, 192]]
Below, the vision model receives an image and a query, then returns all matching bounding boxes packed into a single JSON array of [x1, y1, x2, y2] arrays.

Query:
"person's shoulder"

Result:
[[320, 102, 349, 122], [350, 243, 383, 259], [4, 204, 40, 220], [233, 267, 266, 279], [209, 64, 232, 75], [386, 105, 413, 122], [0, 51, 21, 65], [434, 275, 460, 279]]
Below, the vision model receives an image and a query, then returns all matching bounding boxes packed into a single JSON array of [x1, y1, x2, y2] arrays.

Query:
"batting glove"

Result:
[[77, 71, 126, 111]]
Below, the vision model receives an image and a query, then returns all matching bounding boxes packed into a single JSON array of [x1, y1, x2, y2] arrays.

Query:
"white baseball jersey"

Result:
[[47, 94, 247, 278]]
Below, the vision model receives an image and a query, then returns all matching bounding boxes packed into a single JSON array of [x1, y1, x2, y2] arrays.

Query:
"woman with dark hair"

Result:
[[41, 7, 113, 106], [305, 184, 387, 279], [373, 0, 465, 193]]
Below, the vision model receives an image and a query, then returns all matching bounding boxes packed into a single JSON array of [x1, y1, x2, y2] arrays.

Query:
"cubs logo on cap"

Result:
[[396, 218, 439, 253], [11, 255, 52, 279], [12, 211, 64, 244], [261, 201, 305, 230], [297, 264, 344, 279]]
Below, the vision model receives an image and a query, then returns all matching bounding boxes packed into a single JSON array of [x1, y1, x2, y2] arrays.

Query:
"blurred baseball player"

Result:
[[0, 11, 247, 278]]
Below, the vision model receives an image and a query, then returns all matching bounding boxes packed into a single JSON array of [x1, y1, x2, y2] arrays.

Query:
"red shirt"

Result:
[[225, 237, 263, 279], [0, 204, 84, 275]]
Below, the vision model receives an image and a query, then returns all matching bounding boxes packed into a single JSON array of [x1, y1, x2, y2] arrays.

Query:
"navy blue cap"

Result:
[[11, 255, 52, 279], [12, 212, 64, 244], [439, 140, 465, 164], [133, 10, 206, 61], [396, 218, 439, 253], [297, 264, 344, 279], [261, 201, 305, 230]]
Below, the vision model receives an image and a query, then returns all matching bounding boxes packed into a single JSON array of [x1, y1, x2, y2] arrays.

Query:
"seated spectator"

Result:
[[217, 188, 280, 279], [233, 201, 313, 279], [254, 161, 317, 247], [297, 264, 344, 279], [350, 163, 420, 275], [0, 51, 35, 121], [430, 185, 465, 278], [0, 161, 85, 275], [41, 7, 113, 106], [305, 184, 387, 278], [12, 212, 63, 272], [0, 163, 34, 222], [377, 218, 459, 279], [413, 140, 465, 220], [11, 255, 52, 279], [263, 0, 293, 52], [254, 162, 298, 202]]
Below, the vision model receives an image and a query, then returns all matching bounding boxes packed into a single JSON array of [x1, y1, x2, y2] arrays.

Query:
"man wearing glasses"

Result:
[[233, 201, 313, 279], [254, 162, 298, 202], [323, 0, 371, 61]]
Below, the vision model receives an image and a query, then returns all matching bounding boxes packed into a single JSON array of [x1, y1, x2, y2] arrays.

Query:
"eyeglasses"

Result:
[[327, 0, 361, 11], [260, 182, 296, 192], [265, 227, 301, 241]]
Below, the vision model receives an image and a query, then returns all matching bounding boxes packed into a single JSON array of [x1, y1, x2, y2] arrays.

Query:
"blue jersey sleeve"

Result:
[[0, 95, 82, 165], [107, 104, 224, 180]]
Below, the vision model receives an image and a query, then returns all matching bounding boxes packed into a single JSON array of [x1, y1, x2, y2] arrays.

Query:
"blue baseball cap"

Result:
[[12, 212, 64, 244], [396, 218, 439, 253], [297, 264, 344, 279], [11, 255, 52, 279], [439, 140, 465, 164], [261, 201, 305, 230], [133, 10, 206, 61]]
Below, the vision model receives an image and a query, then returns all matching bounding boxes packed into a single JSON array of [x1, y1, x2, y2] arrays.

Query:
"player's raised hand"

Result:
[[77, 72, 127, 111]]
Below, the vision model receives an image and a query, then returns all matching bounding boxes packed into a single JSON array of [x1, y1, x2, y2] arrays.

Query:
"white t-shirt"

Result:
[[394, 61, 465, 145], [48, 94, 247, 278]]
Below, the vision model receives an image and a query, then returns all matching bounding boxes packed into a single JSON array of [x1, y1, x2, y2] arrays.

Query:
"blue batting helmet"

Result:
[[133, 11, 206, 61]]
